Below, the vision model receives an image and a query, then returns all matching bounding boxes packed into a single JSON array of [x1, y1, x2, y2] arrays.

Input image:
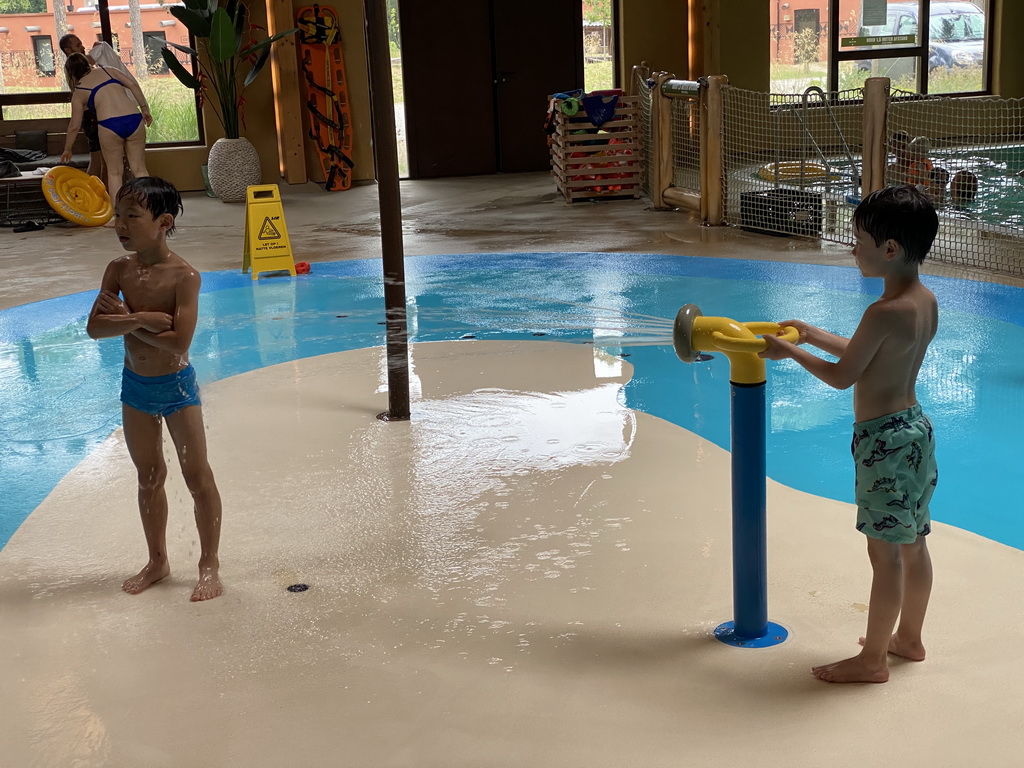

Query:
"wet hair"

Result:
[[64, 52, 91, 85], [116, 177, 184, 236], [58, 33, 81, 55], [950, 170, 979, 204], [853, 185, 938, 265]]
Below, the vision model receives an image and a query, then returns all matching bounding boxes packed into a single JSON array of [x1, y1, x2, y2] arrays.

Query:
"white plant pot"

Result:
[[206, 137, 262, 203]]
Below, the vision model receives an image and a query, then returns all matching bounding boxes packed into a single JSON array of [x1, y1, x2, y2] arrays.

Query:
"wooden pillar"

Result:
[[267, 0, 307, 184], [690, 0, 719, 81], [651, 71, 674, 210], [688, 0, 704, 79], [862, 77, 890, 197], [705, 74, 727, 226], [699, 82, 709, 221]]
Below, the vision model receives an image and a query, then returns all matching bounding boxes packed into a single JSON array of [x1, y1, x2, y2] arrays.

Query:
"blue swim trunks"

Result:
[[120, 365, 201, 417], [852, 405, 937, 544]]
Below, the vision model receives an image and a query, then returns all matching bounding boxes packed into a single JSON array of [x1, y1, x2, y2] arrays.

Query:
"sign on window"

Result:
[[861, 0, 888, 27], [841, 34, 916, 48]]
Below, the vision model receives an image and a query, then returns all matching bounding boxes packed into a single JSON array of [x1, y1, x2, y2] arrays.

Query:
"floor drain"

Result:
[[287, 584, 309, 592]]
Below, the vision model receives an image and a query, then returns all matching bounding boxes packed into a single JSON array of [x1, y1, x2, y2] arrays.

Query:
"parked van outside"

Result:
[[857, 1, 985, 73]]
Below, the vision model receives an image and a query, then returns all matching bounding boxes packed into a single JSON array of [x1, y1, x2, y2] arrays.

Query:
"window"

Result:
[[770, 1, 993, 96], [896, 14, 918, 36], [1, 3, 200, 145], [583, 0, 614, 91], [142, 31, 168, 75], [770, 2, 830, 94], [32, 35, 55, 77]]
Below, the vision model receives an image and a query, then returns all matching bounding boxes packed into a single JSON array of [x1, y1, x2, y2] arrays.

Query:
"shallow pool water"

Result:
[[931, 144, 1024, 227], [2, 253, 1022, 550]]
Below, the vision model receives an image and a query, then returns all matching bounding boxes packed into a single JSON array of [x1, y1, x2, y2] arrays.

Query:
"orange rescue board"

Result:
[[296, 4, 354, 191]]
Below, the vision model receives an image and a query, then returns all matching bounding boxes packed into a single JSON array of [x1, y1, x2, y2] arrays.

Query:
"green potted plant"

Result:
[[161, 0, 295, 201]]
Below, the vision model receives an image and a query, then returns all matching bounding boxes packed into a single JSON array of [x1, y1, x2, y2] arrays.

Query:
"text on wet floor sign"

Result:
[[243, 184, 296, 280]]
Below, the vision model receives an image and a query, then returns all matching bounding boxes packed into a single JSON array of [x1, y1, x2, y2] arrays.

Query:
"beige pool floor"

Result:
[[2, 174, 1023, 767]]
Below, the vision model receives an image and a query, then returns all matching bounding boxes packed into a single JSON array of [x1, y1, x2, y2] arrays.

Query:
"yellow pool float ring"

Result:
[[757, 161, 831, 183], [41, 166, 113, 227]]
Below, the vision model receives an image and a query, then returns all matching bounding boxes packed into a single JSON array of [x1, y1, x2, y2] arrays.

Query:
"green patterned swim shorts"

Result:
[[852, 405, 937, 544]]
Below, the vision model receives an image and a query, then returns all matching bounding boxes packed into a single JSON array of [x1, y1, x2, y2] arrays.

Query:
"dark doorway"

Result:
[[794, 8, 820, 35], [397, 1, 583, 178]]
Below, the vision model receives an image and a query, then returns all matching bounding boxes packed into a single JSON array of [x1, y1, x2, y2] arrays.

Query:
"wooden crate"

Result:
[[549, 94, 641, 203]]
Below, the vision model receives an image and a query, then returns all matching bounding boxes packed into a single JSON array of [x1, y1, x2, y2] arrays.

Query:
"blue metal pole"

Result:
[[730, 381, 768, 638], [672, 304, 788, 648]]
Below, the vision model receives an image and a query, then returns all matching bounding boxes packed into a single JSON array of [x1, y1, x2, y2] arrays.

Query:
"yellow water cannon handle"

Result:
[[711, 322, 799, 354], [673, 304, 800, 384]]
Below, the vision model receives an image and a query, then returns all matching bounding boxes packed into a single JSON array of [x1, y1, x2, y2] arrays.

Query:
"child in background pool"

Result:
[[950, 169, 979, 206], [761, 185, 939, 684], [86, 177, 224, 602], [903, 136, 934, 188]]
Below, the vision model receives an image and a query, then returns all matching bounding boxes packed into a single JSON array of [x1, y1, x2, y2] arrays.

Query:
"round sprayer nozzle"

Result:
[[673, 304, 703, 363]]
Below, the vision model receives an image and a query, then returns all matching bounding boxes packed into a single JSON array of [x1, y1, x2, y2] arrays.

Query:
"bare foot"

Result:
[[122, 560, 170, 594], [811, 654, 889, 684], [190, 565, 223, 602], [859, 634, 926, 661]]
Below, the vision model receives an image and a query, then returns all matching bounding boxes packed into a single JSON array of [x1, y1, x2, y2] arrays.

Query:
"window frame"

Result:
[[828, 0, 995, 97]]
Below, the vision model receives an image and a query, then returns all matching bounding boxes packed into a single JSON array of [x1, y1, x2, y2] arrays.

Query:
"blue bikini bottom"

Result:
[[98, 112, 143, 140]]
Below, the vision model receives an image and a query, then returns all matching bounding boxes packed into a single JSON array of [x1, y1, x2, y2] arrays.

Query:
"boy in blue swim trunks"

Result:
[[761, 185, 939, 684], [86, 177, 224, 602]]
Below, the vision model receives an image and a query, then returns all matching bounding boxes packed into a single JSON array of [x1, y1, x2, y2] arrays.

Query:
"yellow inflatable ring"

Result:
[[41, 166, 113, 227], [757, 161, 831, 183]]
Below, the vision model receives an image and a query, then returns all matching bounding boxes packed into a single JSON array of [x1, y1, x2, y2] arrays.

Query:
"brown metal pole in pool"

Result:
[[364, 0, 410, 421]]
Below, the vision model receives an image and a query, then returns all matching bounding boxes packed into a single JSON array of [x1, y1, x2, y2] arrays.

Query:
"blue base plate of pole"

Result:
[[714, 621, 789, 648]]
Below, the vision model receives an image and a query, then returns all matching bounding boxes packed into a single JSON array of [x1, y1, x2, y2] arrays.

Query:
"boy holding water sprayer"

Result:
[[760, 185, 939, 683]]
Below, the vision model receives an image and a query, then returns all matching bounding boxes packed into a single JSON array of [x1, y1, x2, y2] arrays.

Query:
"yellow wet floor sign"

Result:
[[243, 184, 296, 280]]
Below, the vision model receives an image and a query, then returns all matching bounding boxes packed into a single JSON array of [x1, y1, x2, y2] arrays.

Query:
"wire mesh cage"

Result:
[[887, 90, 1024, 274]]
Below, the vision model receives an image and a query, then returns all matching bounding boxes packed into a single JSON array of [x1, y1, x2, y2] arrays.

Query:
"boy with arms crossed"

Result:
[[87, 177, 223, 601], [761, 186, 939, 683]]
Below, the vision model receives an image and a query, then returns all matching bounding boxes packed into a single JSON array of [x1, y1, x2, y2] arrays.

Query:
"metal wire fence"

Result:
[[633, 71, 1024, 275], [887, 89, 1024, 274], [670, 94, 701, 197], [633, 67, 654, 199], [721, 86, 865, 245]]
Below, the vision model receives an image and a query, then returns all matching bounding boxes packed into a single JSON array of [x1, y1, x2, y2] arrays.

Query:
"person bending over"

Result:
[[58, 34, 143, 185], [61, 52, 152, 209]]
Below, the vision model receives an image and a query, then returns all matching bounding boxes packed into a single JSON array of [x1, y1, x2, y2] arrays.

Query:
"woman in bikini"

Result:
[[60, 52, 152, 207]]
